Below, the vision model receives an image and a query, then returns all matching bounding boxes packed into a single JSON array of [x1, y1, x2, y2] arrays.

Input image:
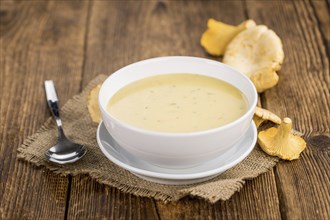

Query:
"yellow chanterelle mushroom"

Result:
[[200, 19, 256, 56], [258, 118, 306, 160], [223, 25, 284, 93], [254, 106, 282, 128], [87, 84, 102, 123]]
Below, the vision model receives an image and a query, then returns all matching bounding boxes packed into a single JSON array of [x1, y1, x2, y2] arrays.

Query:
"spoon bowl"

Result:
[[44, 80, 87, 164], [45, 138, 86, 164]]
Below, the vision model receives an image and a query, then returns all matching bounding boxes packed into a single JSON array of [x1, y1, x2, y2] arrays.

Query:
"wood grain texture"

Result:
[[156, 172, 280, 220], [1, 0, 329, 219], [246, 0, 330, 219], [67, 1, 281, 219], [68, 176, 159, 220], [0, 1, 88, 219], [311, 0, 330, 56]]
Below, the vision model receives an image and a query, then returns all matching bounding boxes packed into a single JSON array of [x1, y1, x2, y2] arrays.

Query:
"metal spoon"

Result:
[[44, 80, 86, 164]]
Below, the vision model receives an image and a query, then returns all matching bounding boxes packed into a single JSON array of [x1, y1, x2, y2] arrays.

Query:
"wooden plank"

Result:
[[68, 176, 159, 220], [67, 1, 281, 219], [246, 0, 330, 219], [311, 0, 330, 55], [156, 172, 280, 220], [0, 1, 88, 219], [68, 2, 160, 219]]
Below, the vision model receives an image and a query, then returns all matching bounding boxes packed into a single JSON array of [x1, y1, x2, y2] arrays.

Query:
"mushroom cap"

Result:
[[87, 84, 102, 123], [223, 25, 284, 92], [258, 118, 306, 160], [200, 19, 256, 56]]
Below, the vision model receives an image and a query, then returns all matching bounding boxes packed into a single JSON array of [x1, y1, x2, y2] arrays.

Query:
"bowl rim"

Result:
[[98, 56, 258, 137]]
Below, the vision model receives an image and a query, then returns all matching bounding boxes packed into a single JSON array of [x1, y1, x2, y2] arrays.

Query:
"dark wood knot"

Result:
[[153, 1, 167, 14], [0, 10, 7, 18], [308, 135, 330, 150]]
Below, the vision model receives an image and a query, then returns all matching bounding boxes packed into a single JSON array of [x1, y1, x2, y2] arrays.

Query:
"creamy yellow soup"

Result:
[[107, 74, 248, 133]]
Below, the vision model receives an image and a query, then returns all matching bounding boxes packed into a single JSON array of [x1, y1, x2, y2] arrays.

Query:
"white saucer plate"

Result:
[[97, 121, 257, 185]]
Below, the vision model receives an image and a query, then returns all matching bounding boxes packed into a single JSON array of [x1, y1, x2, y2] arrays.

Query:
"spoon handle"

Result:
[[44, 80, 64, 137]]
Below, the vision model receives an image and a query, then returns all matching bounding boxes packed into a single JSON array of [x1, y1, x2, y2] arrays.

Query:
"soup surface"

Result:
[[107, 74, 248, 133]]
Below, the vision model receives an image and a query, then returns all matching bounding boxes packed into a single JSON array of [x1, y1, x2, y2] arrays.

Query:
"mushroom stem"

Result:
[[274, 117, 292, 140], [254, 107, 282, 127]]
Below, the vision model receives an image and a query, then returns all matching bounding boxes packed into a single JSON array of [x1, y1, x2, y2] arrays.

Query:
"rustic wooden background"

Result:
[[1, 0, 329, 219]]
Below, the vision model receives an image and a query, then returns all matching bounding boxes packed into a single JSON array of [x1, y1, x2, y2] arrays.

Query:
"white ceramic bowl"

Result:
[[99, 56, 257, 168]]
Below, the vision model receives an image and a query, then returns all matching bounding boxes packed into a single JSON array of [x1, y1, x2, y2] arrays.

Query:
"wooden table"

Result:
[[1, 1, 329, 219]]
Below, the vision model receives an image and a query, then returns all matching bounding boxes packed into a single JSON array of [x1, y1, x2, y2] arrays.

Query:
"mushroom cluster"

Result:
[[253, 108, 306, 160], [200, 19, 284, 93], [200, 20, 306, 160]]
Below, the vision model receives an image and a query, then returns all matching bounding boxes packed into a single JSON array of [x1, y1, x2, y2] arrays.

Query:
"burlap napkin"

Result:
[[18, 74, 279, 203]]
